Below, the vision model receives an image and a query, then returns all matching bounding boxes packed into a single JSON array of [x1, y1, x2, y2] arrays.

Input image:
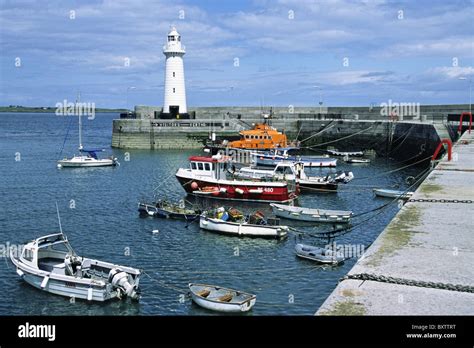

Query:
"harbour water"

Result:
[[0, 113, 426, 315]]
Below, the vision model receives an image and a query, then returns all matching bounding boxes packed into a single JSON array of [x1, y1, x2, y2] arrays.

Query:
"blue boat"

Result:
[[138, 201, 201, 220]]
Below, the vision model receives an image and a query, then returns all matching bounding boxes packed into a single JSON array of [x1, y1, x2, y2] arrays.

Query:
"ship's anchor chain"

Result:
[[408, 198, 473, 204], [342, 273, 474, 293]]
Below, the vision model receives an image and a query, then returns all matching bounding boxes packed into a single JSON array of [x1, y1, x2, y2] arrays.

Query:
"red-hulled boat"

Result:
[[175, 156, 299, 203]]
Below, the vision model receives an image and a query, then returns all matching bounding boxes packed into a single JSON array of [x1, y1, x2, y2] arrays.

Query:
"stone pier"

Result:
[[316, 130, 474, 315]]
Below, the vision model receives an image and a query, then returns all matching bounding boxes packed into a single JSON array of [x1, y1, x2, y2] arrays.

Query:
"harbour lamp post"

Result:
[[229, 86, 234, 111], [126, 86, 136, 111], [459, 76, 472, 115], [459, 76, 472, 112], [314, 85, 323, 114]]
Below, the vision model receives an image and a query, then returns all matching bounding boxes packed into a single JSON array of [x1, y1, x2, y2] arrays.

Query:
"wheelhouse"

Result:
[[19, 233, 73, 270], [188, 156, 231, 180]]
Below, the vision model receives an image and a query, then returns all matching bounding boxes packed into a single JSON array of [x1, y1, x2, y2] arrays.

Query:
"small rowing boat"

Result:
[[189, 283, 257, 312], [270, 203, 352, 223], [373, 188, 414, 199], [200, 207, 288, 239], [343, 156, 371, 164], [295, 244, 345, 264], [138, 200, 201, 220]]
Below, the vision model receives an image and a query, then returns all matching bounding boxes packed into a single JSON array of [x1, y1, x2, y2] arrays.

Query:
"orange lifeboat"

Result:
[[228, 117, 288, 150]]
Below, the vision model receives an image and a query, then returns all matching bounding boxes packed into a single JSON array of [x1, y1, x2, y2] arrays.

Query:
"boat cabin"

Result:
[[188, 155, 232, 180], [239, 161, 307, 180], [19, 233, 85, 277]]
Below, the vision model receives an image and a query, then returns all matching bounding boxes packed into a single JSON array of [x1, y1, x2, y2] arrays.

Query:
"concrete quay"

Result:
[[316, 130, 474, 315], [111, 116, 453, 162], [112, 104, 471, 162]]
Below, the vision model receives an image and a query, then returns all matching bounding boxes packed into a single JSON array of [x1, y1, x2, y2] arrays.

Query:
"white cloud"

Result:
[[429, 66, 474, 79], [377, 37, 473, 58]]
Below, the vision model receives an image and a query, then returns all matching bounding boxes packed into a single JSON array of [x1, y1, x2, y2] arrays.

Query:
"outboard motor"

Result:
[[343, 171, 354, 183], [334, 171, 354, 184], [108, 268, 140, 301]]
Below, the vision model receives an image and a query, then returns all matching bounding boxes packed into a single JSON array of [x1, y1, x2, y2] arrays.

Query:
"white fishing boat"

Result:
[[189, 283, 256, 313], [9, 233, 141, 302], [251, 147, 337, 167], [373, 188, 414, 199], [57, 94, 118, 168], [295, 244, 345, 264], [199, 207, 288, 239], [236, 162, 354, 192], [327, 149, 364, 157], [270, 203, 352, 223]]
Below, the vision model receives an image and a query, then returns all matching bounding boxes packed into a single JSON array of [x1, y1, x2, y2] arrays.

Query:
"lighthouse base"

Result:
[[158, 112, 193, 120]]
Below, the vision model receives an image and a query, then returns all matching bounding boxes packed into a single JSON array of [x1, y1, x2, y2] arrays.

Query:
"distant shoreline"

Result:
[[0, 106, 127, 113]]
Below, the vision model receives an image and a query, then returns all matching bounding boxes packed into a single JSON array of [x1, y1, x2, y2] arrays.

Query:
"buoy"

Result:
[[57, 164, 62, 168], [191, 182, 199, 190], [152, 229, 159, 234]]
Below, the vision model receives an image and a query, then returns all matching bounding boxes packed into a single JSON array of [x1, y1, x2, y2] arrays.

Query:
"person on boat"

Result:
[[216, 207, 229, 221], [64, 253, 81, 276]]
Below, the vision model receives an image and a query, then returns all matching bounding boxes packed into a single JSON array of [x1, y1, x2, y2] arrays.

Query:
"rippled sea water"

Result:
[[0, 113, 426, 315]]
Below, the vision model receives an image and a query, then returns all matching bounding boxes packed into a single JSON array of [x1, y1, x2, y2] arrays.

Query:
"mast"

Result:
[[77, 92, 83, 151], [55, 201, 63, 235]]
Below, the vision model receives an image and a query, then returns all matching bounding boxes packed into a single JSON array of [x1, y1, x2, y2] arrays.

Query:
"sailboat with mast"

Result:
[[57, 94, 118, 168]]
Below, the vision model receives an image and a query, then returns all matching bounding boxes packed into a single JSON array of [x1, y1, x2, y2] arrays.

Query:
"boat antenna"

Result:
[[55, 201, 63, 235]]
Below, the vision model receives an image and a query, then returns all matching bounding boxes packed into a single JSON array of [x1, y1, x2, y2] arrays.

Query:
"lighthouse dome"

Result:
[[167, 27, 181, 42], [168, 27, 180, 36]]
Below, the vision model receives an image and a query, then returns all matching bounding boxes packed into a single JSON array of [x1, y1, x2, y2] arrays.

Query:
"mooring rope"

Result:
[[287, 166, 432, 240], [303, 125, 375, 148], [299, 122, 335, 144], [352, 155, 432, 181]]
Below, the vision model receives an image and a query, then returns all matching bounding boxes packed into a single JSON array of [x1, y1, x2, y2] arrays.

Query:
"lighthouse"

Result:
[[162, 27, 187, 118]]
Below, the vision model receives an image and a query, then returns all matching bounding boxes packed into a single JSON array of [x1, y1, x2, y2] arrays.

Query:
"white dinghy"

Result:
[[270, 203, 352, 223], [10, 233, 141, 302], [200, 207, 288, 239], [189, 283, 256, 313], [295, 244, 345, 264], [373, 188, 413, 199], [343, 155, 371, 164]]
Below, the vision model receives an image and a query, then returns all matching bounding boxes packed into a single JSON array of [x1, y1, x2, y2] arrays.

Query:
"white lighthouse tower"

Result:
[[162, 27, 187, 117]]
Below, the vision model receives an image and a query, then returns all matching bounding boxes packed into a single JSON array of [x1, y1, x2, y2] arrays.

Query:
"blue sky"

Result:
[[0, 0, 473, 108]]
